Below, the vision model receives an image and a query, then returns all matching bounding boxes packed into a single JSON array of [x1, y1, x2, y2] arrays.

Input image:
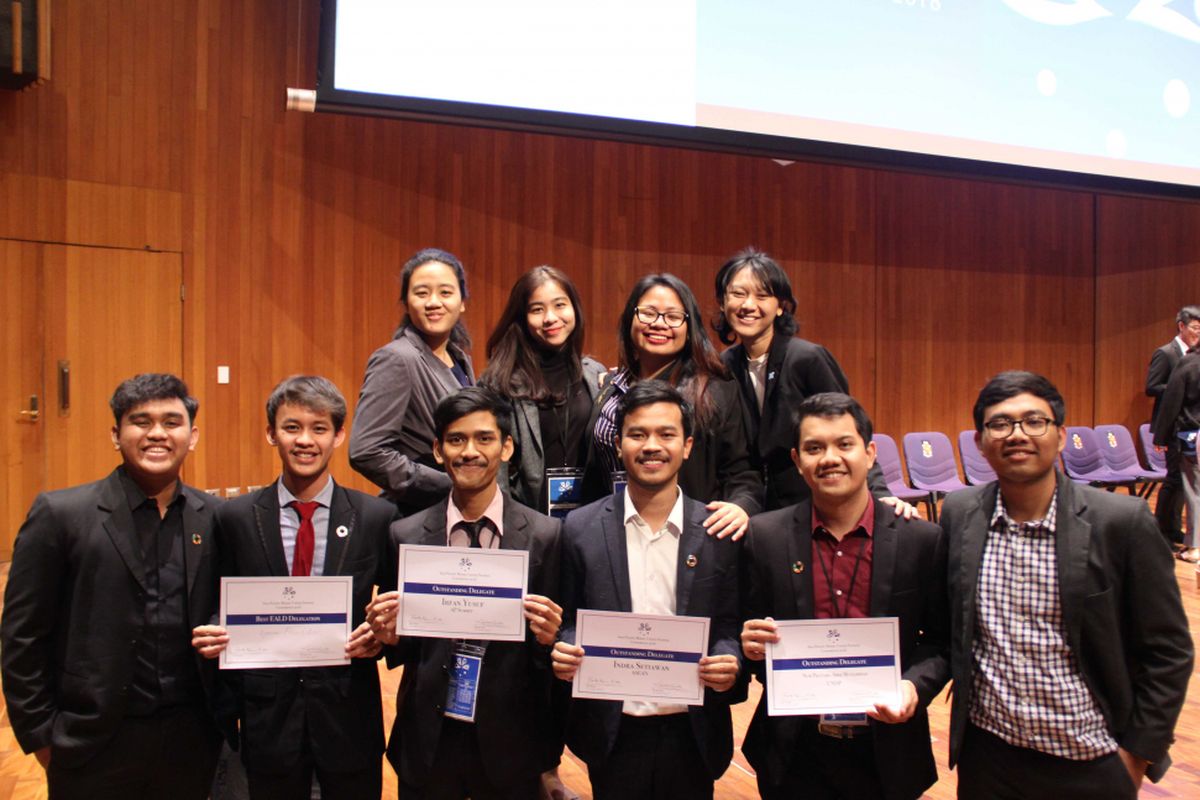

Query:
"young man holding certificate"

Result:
[[740, 392, 950, 800], [367, 386, 564, 799], [190, 375, 397, 798], [551, 380, 742, 800]]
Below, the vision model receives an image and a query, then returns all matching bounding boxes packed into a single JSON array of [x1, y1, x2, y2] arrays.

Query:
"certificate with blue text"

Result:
[[219, 576, 353, 670], [766, 617, 901, 716], [573, 610, 709, 705], [397, 545, 529, 642]]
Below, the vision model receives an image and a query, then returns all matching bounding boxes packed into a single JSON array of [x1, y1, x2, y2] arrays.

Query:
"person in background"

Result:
[[584, 273, 762, 539], [1153, 347, 1200, 563], [349, 247, 475, 516]]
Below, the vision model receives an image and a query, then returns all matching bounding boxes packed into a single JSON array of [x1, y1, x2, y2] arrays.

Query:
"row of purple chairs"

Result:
[[872, 425, 1166, 521]]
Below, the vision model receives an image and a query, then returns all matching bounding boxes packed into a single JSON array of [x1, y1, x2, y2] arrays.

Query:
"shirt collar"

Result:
[[1176, 336, 1190, 356], [811, 495, 875, 540], [990, 488, 1058, 535], [623, 486, 685, 537], [118, 465, 182, 510], [277, 474, 335, 509], [446, 483, 506, 539]]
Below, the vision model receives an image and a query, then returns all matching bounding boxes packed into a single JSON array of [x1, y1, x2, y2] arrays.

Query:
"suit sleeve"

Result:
[[902, 525, 952, 707], [1153, 365, 1188, 446], [712, 381, 764, 515], [348, 343, 453, 499], [1146, 347, 1173, 399], [0, 494, 65, 753], [381, 520, 422, 668], [556, 518, 586, 647]]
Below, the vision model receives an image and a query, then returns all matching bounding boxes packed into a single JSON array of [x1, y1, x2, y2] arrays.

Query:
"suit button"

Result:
[[435, 704, 442, 711]]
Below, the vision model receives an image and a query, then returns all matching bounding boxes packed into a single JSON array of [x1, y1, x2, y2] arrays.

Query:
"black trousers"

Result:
[[956, 723, 1137, 800], [246, 761, 379, 800], [588, 713, 713, 800], [400, 718, 539, 800], [47, 705, 221, 800], [757, 721, 886, 800], [1156, 440, 1185, 544]]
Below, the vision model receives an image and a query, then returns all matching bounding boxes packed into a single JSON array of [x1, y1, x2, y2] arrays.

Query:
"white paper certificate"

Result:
[[766, 617, 901, 716], [397, 544, 529, 642], [219, 576, 353, 670], [572, 610, 709, 705]]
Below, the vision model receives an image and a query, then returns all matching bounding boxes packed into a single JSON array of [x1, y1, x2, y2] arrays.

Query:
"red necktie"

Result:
[[288, 500, 319, 576]]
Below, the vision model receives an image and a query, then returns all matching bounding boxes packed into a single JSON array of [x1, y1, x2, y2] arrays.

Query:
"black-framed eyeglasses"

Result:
[[634, 306, 688, 328], [983, 415, 1055, 439]]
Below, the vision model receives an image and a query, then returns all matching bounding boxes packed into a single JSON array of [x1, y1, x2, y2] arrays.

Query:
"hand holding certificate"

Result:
[[219, 576, 354, 670], [397, 544, 529, 642]]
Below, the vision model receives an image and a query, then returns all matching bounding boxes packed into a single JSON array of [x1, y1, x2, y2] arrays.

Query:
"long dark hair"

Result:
[[618, 273, 727, 428], [481, 266, 586, 402], [711, 248, 799, 345], [397, 247, 471, 350]]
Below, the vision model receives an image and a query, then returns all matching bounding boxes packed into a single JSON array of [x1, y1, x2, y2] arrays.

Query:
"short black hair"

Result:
[[794, 392, 873, 447], [972, 370, 1066, 433], [712, 248, 799, 345], [1177, 306, 1200, 326], [615, 379, 694, 440], [433, 387, 513, 441], [266, 375, 348, 431], [110, 373, 198, 426]]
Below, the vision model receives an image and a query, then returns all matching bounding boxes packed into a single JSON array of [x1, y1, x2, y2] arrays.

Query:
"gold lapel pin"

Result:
[[792, 560, 804, 574], [336, 525, 349, 538], [685, 554, 698, 568], [191, 533, 202, 545]]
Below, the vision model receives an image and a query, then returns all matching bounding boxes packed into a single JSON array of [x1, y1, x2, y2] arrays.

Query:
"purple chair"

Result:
[[871, 433, 930, 511], [1062, 426, 1135, 490], [957, 430, 996, 485], [902, 432, 967, 521], [1136, 423, 1168, 500], [1094, 424, 1158, 498]]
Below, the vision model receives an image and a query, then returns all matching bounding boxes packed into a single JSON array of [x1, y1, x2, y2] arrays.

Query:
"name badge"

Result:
[[445, 641, 487, 722], [546, 467, 584, 520], [819, 712, 868, 727], [610, 470, 628, 498]]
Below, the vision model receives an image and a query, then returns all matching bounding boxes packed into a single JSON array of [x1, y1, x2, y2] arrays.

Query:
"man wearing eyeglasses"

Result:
[[1145, 306, 1200, 548], [940, 370, 1192, 800]]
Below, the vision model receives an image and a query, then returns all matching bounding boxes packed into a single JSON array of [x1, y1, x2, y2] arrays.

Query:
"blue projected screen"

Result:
[[325, 1, 1200, 191]]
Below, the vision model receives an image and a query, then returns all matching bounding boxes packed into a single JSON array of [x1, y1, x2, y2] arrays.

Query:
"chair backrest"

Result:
[[902, 431, 962, 488], [1061, 426, 1108, 478], [1093, 424, 1142, 474], [872, 433, 907, 487], [957, 429, 996, 485], [1139, 423, 1167, 471]]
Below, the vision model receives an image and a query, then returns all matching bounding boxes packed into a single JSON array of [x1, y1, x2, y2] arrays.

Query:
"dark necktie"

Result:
[[288, 500, 320, 576], [458, 519, 486, 549]]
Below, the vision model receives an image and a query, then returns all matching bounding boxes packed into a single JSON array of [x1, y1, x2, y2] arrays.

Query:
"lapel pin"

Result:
[[792, 560, 804, 574], [685, 554, 698, 568], [336, 525, 349, 538], [191, 533, 202, 545]]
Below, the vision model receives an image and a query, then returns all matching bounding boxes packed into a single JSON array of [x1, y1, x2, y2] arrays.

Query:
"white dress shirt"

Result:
[[277, 476, 334, 577]]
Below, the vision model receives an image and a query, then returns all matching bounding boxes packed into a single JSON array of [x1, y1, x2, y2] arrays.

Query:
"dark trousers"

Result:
[[588, 713, 713, 800], [246, 761, 380, 800], [1156, 441, 1185, 544], [47, 705, 221, 800], [757, 722, 885, 800], [957, 723, 1136, 800], [400, 718, 539, 800]]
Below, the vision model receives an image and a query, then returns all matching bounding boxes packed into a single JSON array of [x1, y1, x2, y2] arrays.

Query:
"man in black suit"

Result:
[[190, 375, 396, 798], [740, 392, 950, 800], [367, 386, 563, 799], [552, 380, 742, 800], [1, 373, 223, 798], [1145, 305, 1200, 545], [943, 371, 1192, 799]]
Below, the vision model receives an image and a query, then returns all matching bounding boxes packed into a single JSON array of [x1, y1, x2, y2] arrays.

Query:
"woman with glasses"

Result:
[[714, 248, 915, 514], [584, 273, 762, 538], [349, 247, 474, 516]]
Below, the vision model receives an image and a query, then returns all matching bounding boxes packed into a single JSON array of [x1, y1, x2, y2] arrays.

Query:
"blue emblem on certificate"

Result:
[[445, 641, 486, 722]]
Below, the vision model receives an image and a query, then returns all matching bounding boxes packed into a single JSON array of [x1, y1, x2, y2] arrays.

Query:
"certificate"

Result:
[[572, 610, 709, 705], [397, 544, 529, 642], [219, 576, 353, 670], [766, 617, 901, 716]]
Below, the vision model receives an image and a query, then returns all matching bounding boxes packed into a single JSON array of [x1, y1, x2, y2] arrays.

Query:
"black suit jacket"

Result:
[[214, 480, 396, 774], [941, 474, 1193, 782], [740, 500, 950, 800], [1146, 339, 1184, 426], [558, 494, 742, 781], [723, 336, 889, 510], [384, 494, 561, 792], [1, 469, 220, 767]]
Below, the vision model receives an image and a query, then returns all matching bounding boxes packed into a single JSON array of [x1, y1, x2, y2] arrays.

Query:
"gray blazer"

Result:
[[505, 356, 606, 510], [349, 325, 474, 515]]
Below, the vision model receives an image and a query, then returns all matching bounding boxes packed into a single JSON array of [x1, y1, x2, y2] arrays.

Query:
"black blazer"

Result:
[[558, 494, 742, 781], [384, 495, 562, 792], [723, 336, 889, 510], [1, 469, 221, 767], [214, 480, 396, 774], [1153, 351, 1200, 445], [740, 500, 950, 800], [941, 473, 1193, 782], [1146, 339, 1184, 427]]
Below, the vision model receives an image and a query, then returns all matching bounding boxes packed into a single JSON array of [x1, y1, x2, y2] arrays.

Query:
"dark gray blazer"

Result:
[[349, 324, 474, 515], [558, 494, 742, 781], [740, 500, 950, 800], [941, 473, 1193, 782], [1146, 338, 1185, 427]]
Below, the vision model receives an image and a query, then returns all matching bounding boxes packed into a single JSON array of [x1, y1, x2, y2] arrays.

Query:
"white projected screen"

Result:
[[330, 0, 1200, 190]]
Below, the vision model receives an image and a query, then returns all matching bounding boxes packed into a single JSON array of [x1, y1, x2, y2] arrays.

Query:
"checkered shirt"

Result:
[[968, 490, 1118, 760]]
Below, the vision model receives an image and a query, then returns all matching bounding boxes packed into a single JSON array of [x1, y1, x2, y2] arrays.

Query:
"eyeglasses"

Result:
[[982, 415, 1055, 439], [634, 306, 688, 328]]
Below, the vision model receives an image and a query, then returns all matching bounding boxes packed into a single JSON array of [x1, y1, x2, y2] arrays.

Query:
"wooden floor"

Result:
[[1, 559, 1198, 798]]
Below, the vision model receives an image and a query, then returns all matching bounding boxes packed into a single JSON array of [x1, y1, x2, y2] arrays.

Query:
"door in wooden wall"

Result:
[[1, 243, 183, 557]]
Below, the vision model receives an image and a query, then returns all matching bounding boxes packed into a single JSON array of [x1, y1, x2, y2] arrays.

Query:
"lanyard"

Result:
[[814, 532, 867, 619]]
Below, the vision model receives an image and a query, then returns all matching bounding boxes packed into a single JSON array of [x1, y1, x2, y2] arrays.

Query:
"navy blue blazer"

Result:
[[558, 493, 742, 780]]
